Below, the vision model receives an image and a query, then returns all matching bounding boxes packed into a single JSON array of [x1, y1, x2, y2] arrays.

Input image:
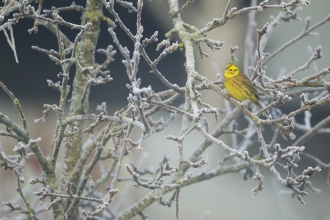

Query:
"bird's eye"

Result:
[[229, 69, 232, 71]]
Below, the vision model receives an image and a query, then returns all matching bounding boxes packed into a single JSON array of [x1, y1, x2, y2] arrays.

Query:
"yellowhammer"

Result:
[[223, 63, 293, 139], [223, 63, 268, 115]]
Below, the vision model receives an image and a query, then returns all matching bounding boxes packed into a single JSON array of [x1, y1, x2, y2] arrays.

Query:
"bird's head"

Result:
[[224, 63, 239, 78]]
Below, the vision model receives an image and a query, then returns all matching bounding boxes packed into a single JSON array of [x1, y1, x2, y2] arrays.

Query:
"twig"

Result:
[[102, 0, 135, 41], [66, 142, 105, 218], [2, 25, 18, 63], [0, 81, 28, 133], [170, 0, 195, 17], [264, 14, 330, 65], [293, 114, 330, 146]]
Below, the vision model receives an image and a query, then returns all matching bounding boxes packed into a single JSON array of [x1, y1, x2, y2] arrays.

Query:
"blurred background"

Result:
[[0, 0, 330, 219]]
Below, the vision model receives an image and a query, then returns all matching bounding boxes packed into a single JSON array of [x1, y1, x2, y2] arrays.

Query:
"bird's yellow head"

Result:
[[224, 63, 239, 78]]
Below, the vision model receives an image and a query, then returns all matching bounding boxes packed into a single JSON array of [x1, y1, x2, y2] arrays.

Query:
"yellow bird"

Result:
[[223, 63, 268, 115], [223, 63, 291, 139]]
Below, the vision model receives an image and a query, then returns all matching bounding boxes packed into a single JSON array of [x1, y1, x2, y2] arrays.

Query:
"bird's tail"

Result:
[[255, 101, 269, 116]]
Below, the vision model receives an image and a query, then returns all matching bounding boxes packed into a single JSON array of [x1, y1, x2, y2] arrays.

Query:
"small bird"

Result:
[[223, 63, 292, 139], [223, 63, 268, 115]]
